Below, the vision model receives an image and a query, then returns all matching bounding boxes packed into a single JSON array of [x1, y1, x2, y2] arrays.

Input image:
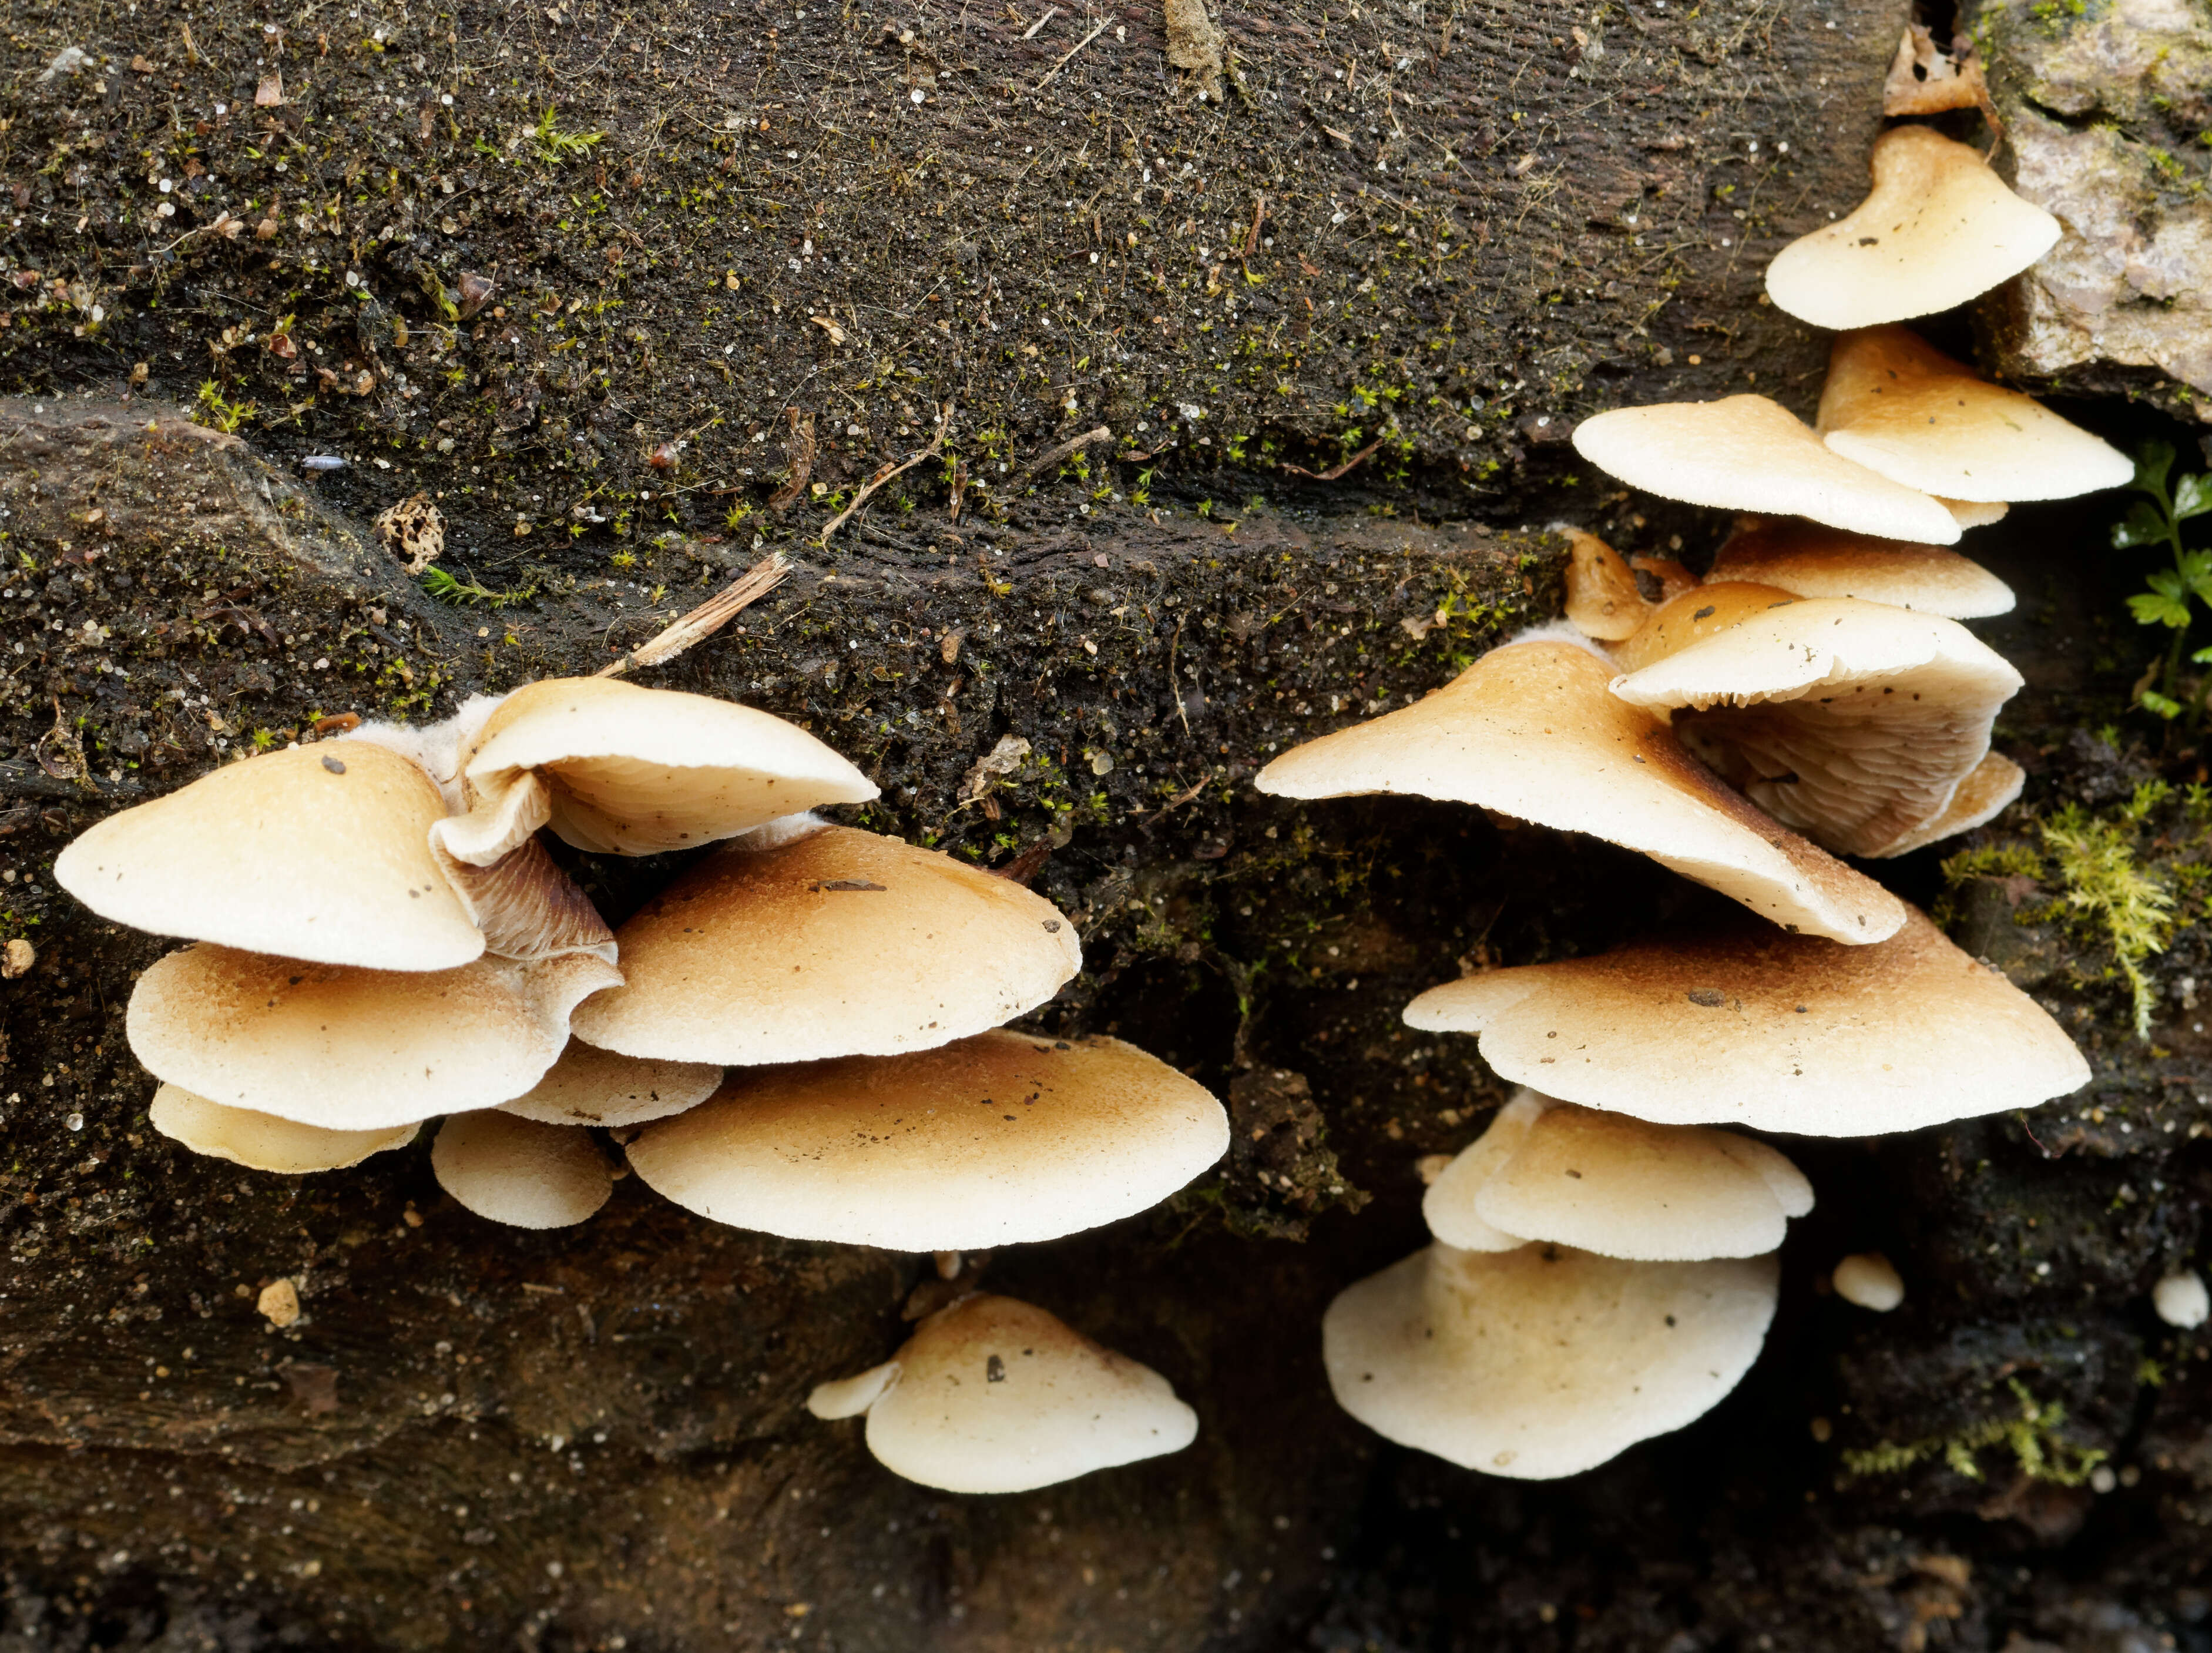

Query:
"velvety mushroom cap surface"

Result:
[[149, 1083, 420, 1173], [570, 826, 1082, 1064], [55, 743, 484, 971], [432, 1111, 613, 1229], [1403, 907, 2089, 1135], [1256, 636, 1905, 945], [498, 1038, 722, 1128], [817, 1293, 1199, 1494], [1323, 1242, 1780, 1479], [1708, 519, 2016, 620], [1764, 125, 2062, 330], [1570, 395, 1961, 545], [1561, 528, 1653, 642], [1421, 1092, 1546, 1252], [1816, 326, 2133, 503], [128, 945, 621, 1130], [625, 1030, 1230, 1249]]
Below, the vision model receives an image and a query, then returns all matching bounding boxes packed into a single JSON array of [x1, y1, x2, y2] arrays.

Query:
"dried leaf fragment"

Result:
[[1882, 25, 1987, 118]]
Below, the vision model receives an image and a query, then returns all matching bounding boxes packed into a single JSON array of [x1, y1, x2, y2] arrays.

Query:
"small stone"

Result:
[[1, 937, 32, 979], [1831, 1252, 1904, 1312], [257, 1279, 302, 1328]]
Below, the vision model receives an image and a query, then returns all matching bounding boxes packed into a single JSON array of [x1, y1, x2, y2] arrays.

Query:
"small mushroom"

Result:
[[1569, 395, 1961, 545], [55, 743, 484, 971], [1764, 125, 2061, 330], [1403, 906, 2089, 1135], [2153, 1270, 2209, 1330], [1941, 498, 2009, 529], [1559, 527, 1652, 642], [569, 824, 1082, 1064], [1831, 1252, 1905, 1312], [432, 1111, 613, 1228], [149, 1082, 420, 1173], [1707, 518, 2016, 620], [806, 1293, 1199, 1493], [1322, 1241, 1779, 1479], [625, 1030, 1229, 1250], [498, 1038, 721, 1128]]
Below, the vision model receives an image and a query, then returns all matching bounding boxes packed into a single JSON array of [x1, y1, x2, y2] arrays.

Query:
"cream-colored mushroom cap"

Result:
[[2154, 1270, 2210, 1330], [1609, 594, 2023, 859], [1404, 906, 2089, 1135], [149, 1082, 420, 1173], [128, 945, 620, 1130], [1817, 326, 2133, 504], [55, 743, 482, 971], [570, 825, 1082, 1065], [1879, 750, 2026, 857], [806, 1293, 1198, 1493], [432, 1111, 612, 1228], [498, 1038, 721, 1128], [1942, 498, 2009, 529], [1708, 518, 2015, 620], [626, 1030, 1228, 1250], [1765, 125, 2061, 330], [1255, 635, 1905, 945], [1560, 528, 1652, 642], [1323, 1242, 1779, 1479], [454, 677, 878, 856], [1425, 1090, 1812, 1262], [1570, 395, 1961, 545], [1831, 1252, 1905, 1312]]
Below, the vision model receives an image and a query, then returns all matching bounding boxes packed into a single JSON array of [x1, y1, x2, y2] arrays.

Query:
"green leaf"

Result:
[[2193, 646, 2212, 665], [2186, 549, 2212, 606], [2133, 440, 2176, 498], [2112, 499, 2170, 549], [2127, 582, 2193, 629], [2140, 690, 2185, 720], [2176, 471, 2212, 521]]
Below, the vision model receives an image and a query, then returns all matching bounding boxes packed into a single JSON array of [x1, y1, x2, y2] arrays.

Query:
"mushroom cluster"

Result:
[[1261, 115, 2114, 1477]]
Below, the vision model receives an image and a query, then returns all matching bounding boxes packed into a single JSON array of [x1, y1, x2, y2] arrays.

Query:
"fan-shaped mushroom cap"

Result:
[[1816, 326, 2132, 504], [1561, 528, 1653, 642], [1323, 1242, 1778, 1479], [451, 677, 878, 857], [498, 1038, 721, 1128], [1608, 582, 1804, 674], [1609, 594, 2023, 858], [1708, 518, 2015, 620], [1404, 906, 2089, 1135], [1425, 1090, 1811, 1262], [805, 1293, 1199, 1493], [626, 1030, 1228, 1250], [1764, 125, 2062, 330], [1942, 498, 2009, 529], [55, 743, 482, 971], [1570, 395, 1961, 545], [1255, 635, 1905, 945], [149, 1083, 419, 1173], [128, 945, 620, 1130], [569, 825, 1082, 1065], [432, 1111, 612, 1228]]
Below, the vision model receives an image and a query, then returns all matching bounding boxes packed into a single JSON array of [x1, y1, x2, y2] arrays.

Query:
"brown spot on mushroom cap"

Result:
[[432, 1111, 613, 1229], [149, 1082, 421, 1173], [497, 1037, 722, 1128], [570, 825, 1082, 1065], [1560, 527, 1653, 643], [1709, 518, 2015, 621], [1403, 906, 2089, 1135]]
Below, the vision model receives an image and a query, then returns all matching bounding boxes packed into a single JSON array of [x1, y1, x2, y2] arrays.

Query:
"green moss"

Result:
[[2039, 782, 2178, 1038], [1840, 1378, 2107, 1487]]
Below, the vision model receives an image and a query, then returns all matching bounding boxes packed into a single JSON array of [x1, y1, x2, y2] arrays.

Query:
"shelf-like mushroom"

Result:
[[432, 1110, 614, 1229], [1560, 527, 1654, 642], [149, 1083, 421, 1173], [496, 1038, 722, 1128], [1707, 518, 2015, 620]]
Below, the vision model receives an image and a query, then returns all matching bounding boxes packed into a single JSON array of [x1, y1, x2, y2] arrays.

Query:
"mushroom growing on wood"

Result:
[[432, 1110, 615, 1229], [805, 1293, 1199, 1493], [149, 1083, 420, 1173], [1560, 527, 1654, 642], [496, 1038, 722, 1128], [1832, 1252, 1906, 1312], [1707, 518, 2016, 621]]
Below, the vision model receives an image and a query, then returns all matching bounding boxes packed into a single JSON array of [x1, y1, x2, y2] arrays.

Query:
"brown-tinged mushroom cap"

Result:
[[1764, 125, 2062, 330], [128, 945, 621, 1131], [1708, 518, 2015, 620], [1254, 635, 1906, 945], [149, 1082, 420, 1173], [1569, 395, 1961, 545], [1420, 1091, 1546, 1252], [498, 1037, 721, 1128], [1816, 326, 2133, 504], [570, 824, 1081, 1065], [1560, 528, 1653, 642], [1609, 594, 2023, 859], [625, 1030, 1229, 1250], [1607, 582, 1804, 675], [1403, 906, 2090, 1135], [54, 743, 483, 971], [805, 1293, 1199, 1493], [432, 1111, 613, 1228], [1322, 1242, 1779, 1479]]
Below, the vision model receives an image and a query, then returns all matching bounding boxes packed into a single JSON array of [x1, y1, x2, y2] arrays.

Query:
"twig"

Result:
[[1281, 432, 1389, 481], [1022, 5, 1059, 37], [1243, 192, 1267, 259], [595, 552, 791, 678], [768, 408, 815, 512], [1018, 423, 1110, 480], [1033, 17, 1107, 90], [820, 401, 954, 548]]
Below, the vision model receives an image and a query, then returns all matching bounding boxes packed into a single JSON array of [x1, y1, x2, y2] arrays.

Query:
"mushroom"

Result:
[[149, 1082, 420, 1173], [1942, 499, 2009, 529], [54, 742, 484, 971], [1607, 592, 2023, 858], [497, 1038, 721, 1128], [569, 824, 1082, 1065], [1322, 1240, 1779, 1479], [805, 1293, 1199, 1493], [1815, 326, 2133, 504], [1764, 125, 2062, 330], [1831, 1252, 1905, 1312], [127, 945, 622, 1130], [1560, 527, 1653, 642], [1402, 905, 2090, 1135], [1424, 1090, 1812, 1262], [432, 1110, 613, 1228], [1254, 632, 1906, 945], [624, 1029, 1230, 1250], [1569, 395, 1962, 545], [2153, 1270, 2210, 1330], [1707, 518, 2015, 621]]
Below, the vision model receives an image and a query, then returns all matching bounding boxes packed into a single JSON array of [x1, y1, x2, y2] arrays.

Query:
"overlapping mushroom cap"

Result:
[[805, 1293, 1199, 1494], [1707, 518, 2015, 620], [1560, 528, 1653, 642], [1256, 635, 1905, 944], [1764, 125, 2062, 330], [1404, 907, 2089, 1135], [570, 824, 1082, 1065], [149, 1084, 420, 1173], [432, 1111, 613, 1229], [625, 1030, 1229, 1249], [496, 1038, 721, 1128]]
